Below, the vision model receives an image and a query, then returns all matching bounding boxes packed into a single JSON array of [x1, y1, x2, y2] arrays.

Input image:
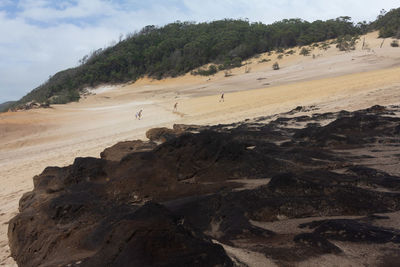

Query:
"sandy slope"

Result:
[[1, 32, 400, 266]]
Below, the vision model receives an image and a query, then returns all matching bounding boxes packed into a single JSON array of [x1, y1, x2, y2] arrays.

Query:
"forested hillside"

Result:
[[9, 8, 400, 109], [371, 7, 400, 38]]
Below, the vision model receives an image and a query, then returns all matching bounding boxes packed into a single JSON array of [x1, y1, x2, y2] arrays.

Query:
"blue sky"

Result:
[[0, 0, 399, 103]]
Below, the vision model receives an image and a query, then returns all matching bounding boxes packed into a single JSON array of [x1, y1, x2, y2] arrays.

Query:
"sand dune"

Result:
[[1, 32, 400, 266]]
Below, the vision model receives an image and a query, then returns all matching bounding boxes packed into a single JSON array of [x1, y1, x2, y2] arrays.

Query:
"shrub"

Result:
[[258, 58, 271, 63], [49, 90, 80, 104], [192, 65, 218, 76], [391, 40, 399, 47], [336, 35, 359, 51], [42, 100, 50, 108], [224, 70, 232, 77], [299, 47, 310, 56], [272, 62, 280, 70], [219, 57, 242, 70], [231, 57, 243, 68], [277, 54, 283, 59], [320, 42, 331, 50]]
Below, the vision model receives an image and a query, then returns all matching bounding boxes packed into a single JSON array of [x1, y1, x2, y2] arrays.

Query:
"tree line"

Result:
[[9, 7, 400, 109]]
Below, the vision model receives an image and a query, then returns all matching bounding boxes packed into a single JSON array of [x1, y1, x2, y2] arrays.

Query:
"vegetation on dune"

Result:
[[272, 62, 280, 70], [299, 47, 311, 56], [11, 17, 360, 108], [336, 35, 359, 51], [6, 7, 400, 110], [371, 8, 400, 38], [320, 42, 331, 50]]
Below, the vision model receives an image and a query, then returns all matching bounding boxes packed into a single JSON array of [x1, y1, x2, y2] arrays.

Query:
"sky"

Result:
[[0, 0, 399, 103]]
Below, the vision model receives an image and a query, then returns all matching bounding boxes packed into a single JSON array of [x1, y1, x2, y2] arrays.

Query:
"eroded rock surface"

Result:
[[100, 140, 157, 161], [8, 105, 400, 266]]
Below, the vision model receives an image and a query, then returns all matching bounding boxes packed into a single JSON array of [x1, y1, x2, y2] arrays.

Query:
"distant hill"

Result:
[[0, 101, 15, 112], [9, 7, 400, 109]]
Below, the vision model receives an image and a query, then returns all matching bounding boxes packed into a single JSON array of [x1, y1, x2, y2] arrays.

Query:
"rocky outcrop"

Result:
[[145, 124, 208, 143], [8, 105, 400, 266], [145, 127, 182, 142], [100, 140, 156, 161], [11, 100, 50, 111], [299, 218, 400, 244]]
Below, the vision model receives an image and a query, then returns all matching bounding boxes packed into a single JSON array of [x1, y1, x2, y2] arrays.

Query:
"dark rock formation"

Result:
[[100, 140, 156, 161], [294, 233, 342, 254], [80, 202, 233, 267], [299, 218, 400, 244], [294, 106, 400, 148], [145, 127, 183, 142], [9, 200, 232, 267], [8, 105, 400, 266]]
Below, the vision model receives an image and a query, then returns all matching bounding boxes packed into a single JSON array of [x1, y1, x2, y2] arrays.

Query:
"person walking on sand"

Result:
[[174, 102, 178, 112], [138, 109, 143, 120], [219, 92, 224, 102]]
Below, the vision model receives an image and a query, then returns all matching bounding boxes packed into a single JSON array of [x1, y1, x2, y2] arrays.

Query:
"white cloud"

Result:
[[0, 0, 399, 102], [180, 0, 399, 24], [0, 0, 13, 7], [18, 0, 117, 22], [0, 10, 120, 102]]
